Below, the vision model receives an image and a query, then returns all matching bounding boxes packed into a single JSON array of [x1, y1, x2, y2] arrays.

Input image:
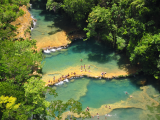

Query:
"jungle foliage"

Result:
[[0, 0, 88, 120], [1, 0, 160, 119], [47, 0, 160, 80]]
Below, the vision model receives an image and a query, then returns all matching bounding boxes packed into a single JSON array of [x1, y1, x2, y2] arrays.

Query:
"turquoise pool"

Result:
[[30, 0, 160, 119]]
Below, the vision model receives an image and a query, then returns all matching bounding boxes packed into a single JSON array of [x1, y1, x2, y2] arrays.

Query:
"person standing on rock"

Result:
[[53, 76, 55, 82], [88, 65, 90, 69]]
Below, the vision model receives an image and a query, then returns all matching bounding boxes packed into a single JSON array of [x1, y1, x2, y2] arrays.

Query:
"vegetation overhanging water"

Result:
[[30, 1, 160, 119], [0, 0, 160, 120]]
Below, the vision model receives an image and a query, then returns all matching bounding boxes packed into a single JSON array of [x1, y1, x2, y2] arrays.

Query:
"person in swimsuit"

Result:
[[53, 76, 55, 81], [97, 113, 99, 119], [87, 106, 89, 111], [101, 72, 103, 77]]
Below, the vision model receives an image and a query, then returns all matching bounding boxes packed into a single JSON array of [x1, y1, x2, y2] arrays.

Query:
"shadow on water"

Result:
[[70, 39, 120, 64], [48, 29, 62, 35], [31, 1, 160, 94], [116, 53, 137, 74], [31, 0, 77, 37], [30, 0, 47, 10]]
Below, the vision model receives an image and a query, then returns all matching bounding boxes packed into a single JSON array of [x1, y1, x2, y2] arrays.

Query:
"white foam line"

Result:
[[30, 4, 32, 8], [63, 79, 69, 82], [43, 47, 65, 54], [43, 49, 51, 54]]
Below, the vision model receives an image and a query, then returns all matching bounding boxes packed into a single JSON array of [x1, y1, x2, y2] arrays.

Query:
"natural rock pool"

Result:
[[30, 0, 160, 119]]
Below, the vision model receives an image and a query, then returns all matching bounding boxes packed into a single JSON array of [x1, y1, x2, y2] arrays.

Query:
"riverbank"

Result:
[[28, 2, 141, 87], [60, 85, 160, 120], [10, 5, 33, 40], [35, 26, 86, 51], [44, 63, 140, 86]]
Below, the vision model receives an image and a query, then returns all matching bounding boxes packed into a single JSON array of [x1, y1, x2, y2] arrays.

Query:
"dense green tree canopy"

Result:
[[46, 0, 160, 79], [1, 0, 160, 119], [0, 0, 29, 40], [0, 39, 42, 83]]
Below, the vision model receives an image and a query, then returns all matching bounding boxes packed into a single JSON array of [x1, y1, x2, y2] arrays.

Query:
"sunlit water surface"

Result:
[[30, 1, 160, 120]]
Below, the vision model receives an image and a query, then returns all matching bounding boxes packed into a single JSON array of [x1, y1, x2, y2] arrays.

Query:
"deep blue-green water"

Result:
[[30, 0, 160, 120], [46, 77, 141, 110]]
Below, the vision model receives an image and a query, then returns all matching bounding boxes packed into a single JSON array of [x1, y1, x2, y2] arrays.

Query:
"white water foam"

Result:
[[30, 4, 32, 8], [55, 79, 69, 86], [63, 79, 69, 82], [31, 15, 37, 31], [55, 81, 64, 86], [43, 47, 63, 54], [56, 47, 62, 50], [50, 48, 56, 52], [43, 49, 51, 54]]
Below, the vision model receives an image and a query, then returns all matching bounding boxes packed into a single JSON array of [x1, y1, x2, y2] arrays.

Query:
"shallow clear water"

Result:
[[46, 77, 141, 110], [29, 4, 60, 42], [42, 39, 123, 73], [30, 1, 160, 120], [76, 108, 143, 120]]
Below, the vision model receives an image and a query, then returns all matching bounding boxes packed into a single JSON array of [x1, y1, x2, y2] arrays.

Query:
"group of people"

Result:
[[88, 105, 112, 119], [47, 72, 77, 85], [48, 76, 55, 84], [96, 112, 112, 119], [105, 105, 111, 109], [126, 91, 133, 98], [57, 72, 76, 82], [80, 59, 91, 73], [101, 72, 107, 77]]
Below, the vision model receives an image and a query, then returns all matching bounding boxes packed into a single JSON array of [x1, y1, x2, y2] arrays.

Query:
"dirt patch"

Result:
[[10, 5, 33, 40]]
